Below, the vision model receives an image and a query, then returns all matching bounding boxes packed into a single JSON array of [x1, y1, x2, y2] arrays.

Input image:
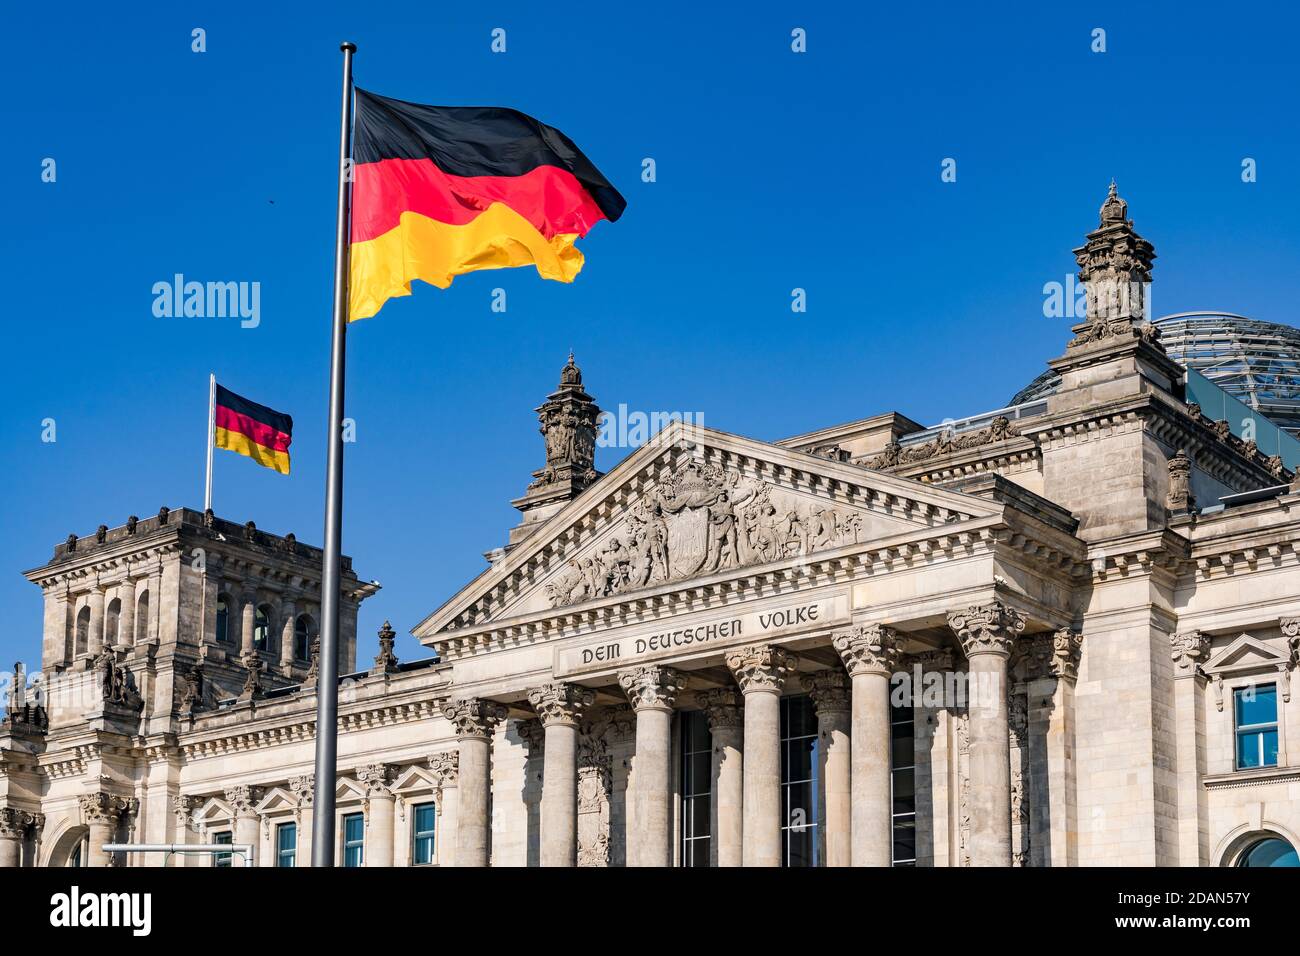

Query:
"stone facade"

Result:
[[3, 185, 1299, 867]]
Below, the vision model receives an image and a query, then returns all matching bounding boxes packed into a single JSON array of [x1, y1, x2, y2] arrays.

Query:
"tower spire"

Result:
[[1068, 181, 1157, 348]]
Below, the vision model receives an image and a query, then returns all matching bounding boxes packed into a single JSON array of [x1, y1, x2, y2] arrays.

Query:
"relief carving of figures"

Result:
[[546, 458, 868, 608], [864, 416, 1017, 470], [576, 716, 613, 867]]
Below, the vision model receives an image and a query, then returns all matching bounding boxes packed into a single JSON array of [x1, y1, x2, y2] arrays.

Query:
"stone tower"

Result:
[[506, 354, 604, 549]]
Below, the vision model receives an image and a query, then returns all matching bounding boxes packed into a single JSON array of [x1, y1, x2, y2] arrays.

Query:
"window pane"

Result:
[[892, 724, 915, 769], [893, 771, 916, 815], [893, 817, 916, 861], [1263, 730, 1279, 767], [786, 823, 814, 868], [788, 737, 814, 783], [690, 752, 712, 792], [1237, 732, 1261, 769], [1240, 838, 1300, 868], [1235, 685, 1277, 726]]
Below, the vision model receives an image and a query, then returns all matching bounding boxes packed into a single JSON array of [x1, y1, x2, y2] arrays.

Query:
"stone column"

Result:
[[0, 809, 29, 867], [429, 752, 460, 867], [910, 649, 955, 867], [171, 796, 199, 867], [804, 669, 852, 867], [225, 785, 264, 866], [87, 585, 107, 658], [1170, 630, 1209, 867], [289, 775, 314, 868], [79, 793, 134, 867], [618, 665, 685, 867], [358, 764, 397, 867], [948, 601, 1025, 867], [527, 682, 595, 867], [146, 563, 163, 644], [440, 698, 505, 867], [699, 688, 743, 867], [278, 598, 297, 671], [726, 644, 797, 868], [118, 577, 137, 647], [833, 624, 900, 867], [606, 707, 636, 867], [240, 591, 257, 657]]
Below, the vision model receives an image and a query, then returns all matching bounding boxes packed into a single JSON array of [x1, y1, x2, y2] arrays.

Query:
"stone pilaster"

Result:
[[428, 752, 460, 867], [357, 764, 398, 867], [833, 624, 900, 866], [171, 795, 200, 867], [527, 682, 595, 867], [909, 649, 956, 866], [698, 687, 743, 868], [224, 785, 264, 866], [1170, 630, 1211, 866], [618, 665, 684, 867], [288, 775, 314, 867], [79, 793, 137, 867], [440, 697, 505, 867], [948, 601, 1025, 867], [803, 669, 851, 867], [726, 644, 797, 867], [0, 808, 37, 868]]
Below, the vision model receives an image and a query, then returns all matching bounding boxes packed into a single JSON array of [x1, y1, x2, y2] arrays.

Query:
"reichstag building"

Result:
[[3, 185, 1300, 868]]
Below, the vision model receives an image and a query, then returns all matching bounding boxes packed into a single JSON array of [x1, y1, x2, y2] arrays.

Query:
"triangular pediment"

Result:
[[392, 765, 436, 794], [1204, 634, 1293, 676], [336, 778, 367, 803], [255, 787, 298, 813], [416, 422, 1003, 639]]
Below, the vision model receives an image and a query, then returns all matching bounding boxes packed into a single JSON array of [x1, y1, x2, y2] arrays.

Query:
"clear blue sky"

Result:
[[4, 1, 1298, 671]]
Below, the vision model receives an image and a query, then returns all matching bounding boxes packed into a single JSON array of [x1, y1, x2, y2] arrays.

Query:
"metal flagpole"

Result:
[[312, 40, 356, 867], [204, 373, 216, 512]]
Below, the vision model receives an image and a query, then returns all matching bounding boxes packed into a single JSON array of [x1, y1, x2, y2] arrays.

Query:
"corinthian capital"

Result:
[[802, 669, 851, 714], [1048, 628, 1083, 681], [726, 644, 798, 693], [356, 763, 397, 797], [223, 785, 265, 816], [1170, 631, 1211, 675], [288, 775, 315, 808], [833, 625, 901, 677], [428, 751, 460, 789], [947, 602, 1026, 658], [697, 687, 742, 731], [78, 792, 136, 825], [527, 682, 596, 727], [440, 697, 507, 739], [0, 807, 37, 838], [618, 665, 685, 712]]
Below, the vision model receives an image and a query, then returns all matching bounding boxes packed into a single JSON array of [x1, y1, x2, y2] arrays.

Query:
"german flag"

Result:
[[349, 88, 625, 321], [214, 385, 293, 475]]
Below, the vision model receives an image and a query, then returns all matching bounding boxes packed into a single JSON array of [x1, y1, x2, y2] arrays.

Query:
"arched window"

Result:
[[105, 598, 121, 647], [215, 596, 231, 644], [75, 606, 91, 656], [1237, 837, 1299, 867], [254, 605, 273, 653], [294, 615, 316, 662], [135, 590, 149, 644]]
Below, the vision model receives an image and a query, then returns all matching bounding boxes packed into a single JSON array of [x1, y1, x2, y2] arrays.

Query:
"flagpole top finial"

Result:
[[341, 41, 357, 53]]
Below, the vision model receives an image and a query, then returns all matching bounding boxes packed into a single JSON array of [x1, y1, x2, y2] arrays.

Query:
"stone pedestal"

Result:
[[618, 665, 684, 867], [726, 644, 797, 868], [834, 625, 899, 867]]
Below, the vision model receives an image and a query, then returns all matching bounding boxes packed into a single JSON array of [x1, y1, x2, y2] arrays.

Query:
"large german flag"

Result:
[[214, 385, 293, 475], [349, 88, 625, 321]]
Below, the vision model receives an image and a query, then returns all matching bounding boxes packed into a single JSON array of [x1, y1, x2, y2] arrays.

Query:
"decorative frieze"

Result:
[[865, 416, 1017, 471], [832, 624, 900, 677], [527, 682, 596, 727], [618, 665, 685, 712], [948, 602, 1026, 658]]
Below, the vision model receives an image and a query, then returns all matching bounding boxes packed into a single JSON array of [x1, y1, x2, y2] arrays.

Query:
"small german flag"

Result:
[[214, 384, 293, 475], [349, 88, 625, 321]]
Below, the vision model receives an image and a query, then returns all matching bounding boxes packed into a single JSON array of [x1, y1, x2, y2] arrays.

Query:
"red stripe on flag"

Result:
[[215, 405, 292, 453], [350, 158, 608, 244]]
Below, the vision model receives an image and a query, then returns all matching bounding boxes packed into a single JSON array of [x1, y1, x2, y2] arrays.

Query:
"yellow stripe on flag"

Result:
[[215, 426, 291, 475]]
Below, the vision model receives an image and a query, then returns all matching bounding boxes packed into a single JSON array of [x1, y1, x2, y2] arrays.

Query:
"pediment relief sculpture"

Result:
[[544, 457, 895, 609]]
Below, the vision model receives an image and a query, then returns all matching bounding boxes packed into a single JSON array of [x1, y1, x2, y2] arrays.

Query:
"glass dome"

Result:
[[1011, 312, 1300, 434]]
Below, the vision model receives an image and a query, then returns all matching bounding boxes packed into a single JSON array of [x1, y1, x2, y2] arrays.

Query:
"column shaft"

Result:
[[741, 689, 781, 866], [619, 665, 683, 868], [87, 587, 106, 657], [967, 653, 1011, 866], [711, 724, 743, 867], [367, 795, 396, 867], [0, 835, 20, 868], [540, 721, 579, 866], [457, 735, 491, 866], [118, 578, 137, 647], [850, 671, 892, 865]]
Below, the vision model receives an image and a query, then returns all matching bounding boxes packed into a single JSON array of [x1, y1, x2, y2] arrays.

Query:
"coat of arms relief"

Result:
[[544, 457, 888, 609]]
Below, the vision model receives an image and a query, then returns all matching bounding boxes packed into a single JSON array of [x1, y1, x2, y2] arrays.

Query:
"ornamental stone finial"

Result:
[[1170, 630, 1211, 675], [372, 620, 400, 674], [618, 665, 685, 712], [947, 602, 1026, 658], [802, 669, 851, 714], [832, 624, 901, 677], [527, 682, 596, 726], [1067, 181, 1157, 348], [697, 687, 742, 731], [1166, 449, 1195, 514], [725, 644, 798, 693], [439, 697, 506, 739]]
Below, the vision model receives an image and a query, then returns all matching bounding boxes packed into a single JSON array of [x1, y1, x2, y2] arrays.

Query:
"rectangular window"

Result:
[[412, 803, 437, 865], [780, 695, 820, 867], [891, 699, 916, 865], [214, 830, 233, 868], [1235, 684, 1279, 770], [679, 710, 712, 867], [343, 812, 364, 867], [276, 822, 297, 868]]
